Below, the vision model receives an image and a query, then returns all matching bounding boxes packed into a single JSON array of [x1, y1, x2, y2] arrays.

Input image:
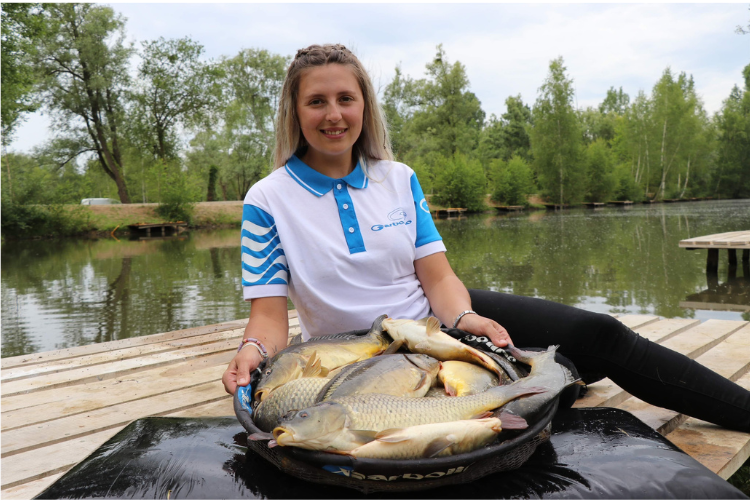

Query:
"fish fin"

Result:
[[471, 411, 494, 419], [248, 432, 274, 441], [414, 341, 431, 351], [375, 428, 411, 443], [425, 435, 459, 458], [349, 430, 379, 446], [425, 317, 442, 335], [496, 410, 528, 430], [414, 371, 430, 391], [302, 352, 322, 377], [268, 440, 278, 448], [444, 382, 458, 397], [415, 317, 430, 326], [382, 339, 404, 355]]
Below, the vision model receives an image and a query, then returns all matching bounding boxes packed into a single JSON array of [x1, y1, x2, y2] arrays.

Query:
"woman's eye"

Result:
[[340, 96, 354, 102]]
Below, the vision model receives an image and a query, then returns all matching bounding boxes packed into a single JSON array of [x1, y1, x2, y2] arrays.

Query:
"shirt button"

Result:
[[348, 227, 355, 233], [337, 183, 342, 190], [343, 204, 349, 209]]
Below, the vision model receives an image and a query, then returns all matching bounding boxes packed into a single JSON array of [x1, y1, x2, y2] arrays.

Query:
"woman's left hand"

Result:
[[455, 313, 513, 347]]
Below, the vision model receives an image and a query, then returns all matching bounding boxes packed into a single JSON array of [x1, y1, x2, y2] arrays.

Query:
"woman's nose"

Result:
[[326, 104, 342, 122]]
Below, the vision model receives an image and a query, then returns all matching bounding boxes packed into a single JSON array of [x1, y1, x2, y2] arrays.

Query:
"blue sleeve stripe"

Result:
[[242, 248, 288, 274], [243, 204, 275, 227], [242, 204, 289, 287], [410, 172, 443, 247], [242, 262, 289, 286]]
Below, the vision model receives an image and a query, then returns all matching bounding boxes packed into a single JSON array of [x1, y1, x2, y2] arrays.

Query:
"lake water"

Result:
[[2, 199, 749, 358]]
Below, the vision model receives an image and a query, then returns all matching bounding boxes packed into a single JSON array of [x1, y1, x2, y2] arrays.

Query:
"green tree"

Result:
[[500, 95, 533, 161], [615, 91, 653, 197], [217, 48, 288, 199], [530, 57, 584, 204], [584, 138, 616, 202], [130, 36, 222, 163], [490, 154, 535, 206], [432, 153, 487, 211], [34, 3, 134, 203], [1, 3, 46, 143], [387, 45, 485, 162], [714, 64, 750, 198]]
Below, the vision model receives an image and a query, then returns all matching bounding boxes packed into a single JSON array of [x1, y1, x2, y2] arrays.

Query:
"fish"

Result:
[[254, 377, 331, 432], [498, 345, 581, 424], [271, 382, 545, 452], [254, 315, 391, 401], [425, 386, 451, 398], [438, 360, 499, 397], [317, 354, 440, 403], [381, 317, 504, 378], [344, 416, 527, 460]]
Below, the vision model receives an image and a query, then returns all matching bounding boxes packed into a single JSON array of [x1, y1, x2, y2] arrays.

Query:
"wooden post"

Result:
[[706, 248, 719, 275], [743, 249, 749, 263], [728, 249, 737, 267]]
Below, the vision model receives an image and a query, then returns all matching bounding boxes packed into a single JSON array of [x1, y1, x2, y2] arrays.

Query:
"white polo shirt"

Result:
[[241, 155, 446, 340]]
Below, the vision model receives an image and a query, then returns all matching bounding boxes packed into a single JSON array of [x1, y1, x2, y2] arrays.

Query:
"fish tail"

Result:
[[506, 345, 558, 364]]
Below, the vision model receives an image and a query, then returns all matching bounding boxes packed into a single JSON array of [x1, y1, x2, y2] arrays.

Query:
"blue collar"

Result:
[[284, 154, 368, 197]]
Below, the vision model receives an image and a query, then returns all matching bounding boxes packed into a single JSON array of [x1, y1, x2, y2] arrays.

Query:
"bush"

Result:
[[432, 153, 487, 212], [1, 201, 93, 238], [613, 163, 642, 201], [155, 170, 198, 224], [491, 155, 535, 206]]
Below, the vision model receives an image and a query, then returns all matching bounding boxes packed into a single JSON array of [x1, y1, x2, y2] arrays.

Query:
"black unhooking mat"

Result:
[[35, 408, 746, 499]]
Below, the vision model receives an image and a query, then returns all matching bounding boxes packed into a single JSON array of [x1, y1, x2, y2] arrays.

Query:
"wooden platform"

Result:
[[2, 313, 749, 498], [680, 230, 750, 275]]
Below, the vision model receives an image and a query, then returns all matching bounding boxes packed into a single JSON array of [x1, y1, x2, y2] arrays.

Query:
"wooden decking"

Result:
[[2, 313, 749, 498], [680, 230, 750, 274]]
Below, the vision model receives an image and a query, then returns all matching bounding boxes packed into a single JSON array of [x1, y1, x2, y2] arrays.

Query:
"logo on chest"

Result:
[[371, 207, 413, 231]]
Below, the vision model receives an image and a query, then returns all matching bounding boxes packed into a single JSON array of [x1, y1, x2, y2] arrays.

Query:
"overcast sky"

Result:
[[8, 2, 750, 153]]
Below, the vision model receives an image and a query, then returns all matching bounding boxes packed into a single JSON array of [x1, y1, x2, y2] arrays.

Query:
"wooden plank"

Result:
[[2, 473, 64, 499], [659, 319, 747, 359], [2, 359, 230, 430], [166, 397, 235, 418], [1, 380, 227, 457], [1, 339, 238, 397], [0, 319, 249, 370], [616, 315, 660, 329], [1, 426, 125, 490], [1, 327, 245, 382], [665, 371, 750, 479], [1, 350, 232, 414], [633, 318, 701, 343]]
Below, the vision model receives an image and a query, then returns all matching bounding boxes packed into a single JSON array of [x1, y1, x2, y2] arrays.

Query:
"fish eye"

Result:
[[264, 369, 271, 375], [300, 412, 309, 418]]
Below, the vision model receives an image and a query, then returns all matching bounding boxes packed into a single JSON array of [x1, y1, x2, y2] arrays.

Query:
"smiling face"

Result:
[[295, 63, 364, 173]]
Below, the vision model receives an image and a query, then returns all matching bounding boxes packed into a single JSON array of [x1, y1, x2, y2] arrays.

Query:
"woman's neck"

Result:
[[300, 150, 356, 179]]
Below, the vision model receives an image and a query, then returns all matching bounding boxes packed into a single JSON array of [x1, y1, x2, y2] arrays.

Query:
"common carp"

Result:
[[254, 315, 391, 401], [344, 416, 527, 460], [254, 354, 439, 432], [382, 317, 503, 378], [498, 345, 581, 424], [272, 382, 545, 452], [438, 360, 499, 396], [317, 354, 440, 403], [254, 377, 331, 432]]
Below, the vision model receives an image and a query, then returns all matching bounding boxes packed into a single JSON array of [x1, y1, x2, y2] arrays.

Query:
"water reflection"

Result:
[[2, 200, 749, 357]]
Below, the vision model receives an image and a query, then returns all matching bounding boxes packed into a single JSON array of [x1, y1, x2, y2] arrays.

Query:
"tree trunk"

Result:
[[658, 118, 667, 199], [680, 157, 690, 199]]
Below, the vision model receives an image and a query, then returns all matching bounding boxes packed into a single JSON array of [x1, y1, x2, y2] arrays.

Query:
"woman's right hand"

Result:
[[222, 345, 264, 395], [222, 296, 290, 396]]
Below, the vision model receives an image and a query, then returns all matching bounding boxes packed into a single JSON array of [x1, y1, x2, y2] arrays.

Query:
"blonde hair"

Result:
[[273, 44, 393, 171]]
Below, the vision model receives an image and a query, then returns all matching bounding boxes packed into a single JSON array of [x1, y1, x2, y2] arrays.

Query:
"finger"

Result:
[[222, 368, 237, 395], [236, 350, 260, 387]]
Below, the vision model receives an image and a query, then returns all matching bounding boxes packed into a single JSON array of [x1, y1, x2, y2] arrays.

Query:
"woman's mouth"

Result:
[[322, 128, 346, 137]]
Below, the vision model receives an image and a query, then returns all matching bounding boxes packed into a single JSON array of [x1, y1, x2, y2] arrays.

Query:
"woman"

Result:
[[222, 44, 749, 432]]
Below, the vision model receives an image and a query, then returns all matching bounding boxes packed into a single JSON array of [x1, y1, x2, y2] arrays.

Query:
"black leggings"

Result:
[[468, 289, 750, 432]]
